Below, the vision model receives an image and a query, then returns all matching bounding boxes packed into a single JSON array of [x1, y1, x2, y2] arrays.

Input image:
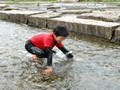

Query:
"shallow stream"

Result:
[[0, 21, 120, 90]]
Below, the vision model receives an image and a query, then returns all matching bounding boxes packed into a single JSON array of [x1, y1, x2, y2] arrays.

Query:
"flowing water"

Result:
[[0, 20, 120, 90]]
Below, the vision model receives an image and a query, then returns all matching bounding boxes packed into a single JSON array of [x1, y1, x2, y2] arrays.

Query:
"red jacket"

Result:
[[29, 33, 63, 50]]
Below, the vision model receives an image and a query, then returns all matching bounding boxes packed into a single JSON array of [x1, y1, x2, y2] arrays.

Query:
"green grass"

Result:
[[105, 0, 120, 2], [78, 0, 120, 2]]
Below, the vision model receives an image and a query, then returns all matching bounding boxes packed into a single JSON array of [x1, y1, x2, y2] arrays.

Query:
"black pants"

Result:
[[25, 40, 47, 58]]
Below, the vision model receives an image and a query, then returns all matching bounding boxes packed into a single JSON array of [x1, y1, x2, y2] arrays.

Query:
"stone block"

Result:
[[114, 27, 120, 42], [77, 9, 120, 22], [47, 17, 120, 40], [0, 10, 44, 23], [28, 11, 62, 28]]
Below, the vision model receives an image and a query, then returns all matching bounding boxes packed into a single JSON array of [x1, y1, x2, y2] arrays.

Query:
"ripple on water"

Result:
[[0, 20, 120, 90]]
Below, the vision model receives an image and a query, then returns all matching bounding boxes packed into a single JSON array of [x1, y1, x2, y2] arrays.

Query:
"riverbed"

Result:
[[0, 20, 120, 90]]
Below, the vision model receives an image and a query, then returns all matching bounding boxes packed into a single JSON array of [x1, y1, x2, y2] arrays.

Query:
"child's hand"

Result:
[[66, 53, 73, 58], [43, 66, 53, 74], [66, 51, 73, 58]]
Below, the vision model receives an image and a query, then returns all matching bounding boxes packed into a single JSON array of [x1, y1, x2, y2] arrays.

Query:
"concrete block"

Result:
[[114, 27, 120, 42], [0, 10, 45, 23], [77, 9, 120, 22], [28, 11, 62, 28], [47, 17, 120, 40]]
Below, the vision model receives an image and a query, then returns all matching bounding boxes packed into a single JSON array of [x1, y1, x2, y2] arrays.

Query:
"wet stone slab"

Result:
[[28, 11, 62, 28], [0, 10, 45, 23], [47, 17, 120, 40], [77, 9, 120, 22]]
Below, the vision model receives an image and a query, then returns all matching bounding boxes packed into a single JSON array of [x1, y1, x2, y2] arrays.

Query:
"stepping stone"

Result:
[[47, 17, 120, 40], [77, 9, 120, 22], [114, 27, 120, 42], [0, 10, 45, 23], [28, 11, 62, 28]]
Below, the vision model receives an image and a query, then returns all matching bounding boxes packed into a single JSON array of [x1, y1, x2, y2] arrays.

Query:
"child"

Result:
[[25, 25, 73, 74]]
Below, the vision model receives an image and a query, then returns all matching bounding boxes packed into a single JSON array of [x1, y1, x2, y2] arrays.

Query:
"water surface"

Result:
[[0, 21, 120, 90]]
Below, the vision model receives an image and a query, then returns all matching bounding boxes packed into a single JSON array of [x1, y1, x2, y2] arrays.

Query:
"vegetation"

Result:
[[78, 0, 120, 2]]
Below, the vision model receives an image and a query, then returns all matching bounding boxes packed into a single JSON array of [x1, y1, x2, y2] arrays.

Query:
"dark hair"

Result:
[[53, 25, 69, 37]]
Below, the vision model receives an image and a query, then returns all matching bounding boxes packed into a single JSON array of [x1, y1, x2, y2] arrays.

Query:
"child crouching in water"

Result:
[[25, 25, 73, 74]]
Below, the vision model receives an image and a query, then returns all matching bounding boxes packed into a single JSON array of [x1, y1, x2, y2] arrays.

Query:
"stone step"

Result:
[[0, 10, 45, 23], [27, 11, 62, 28], [77, 9, 120, 22], [47, 17, 120, 40], [114, 27, 120, 42]]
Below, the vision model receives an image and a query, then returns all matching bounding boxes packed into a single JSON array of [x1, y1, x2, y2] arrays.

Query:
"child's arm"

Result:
[[45, 47, 53, 66], [57, 46, 73, 58], [43, 47, 53, 74]]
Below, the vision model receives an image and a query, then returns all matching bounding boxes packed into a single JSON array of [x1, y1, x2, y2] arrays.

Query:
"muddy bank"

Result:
[[0, 20, 120, 90]]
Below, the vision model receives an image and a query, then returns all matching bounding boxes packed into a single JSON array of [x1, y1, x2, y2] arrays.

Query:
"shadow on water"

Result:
[[0, 20, 120, 90]]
